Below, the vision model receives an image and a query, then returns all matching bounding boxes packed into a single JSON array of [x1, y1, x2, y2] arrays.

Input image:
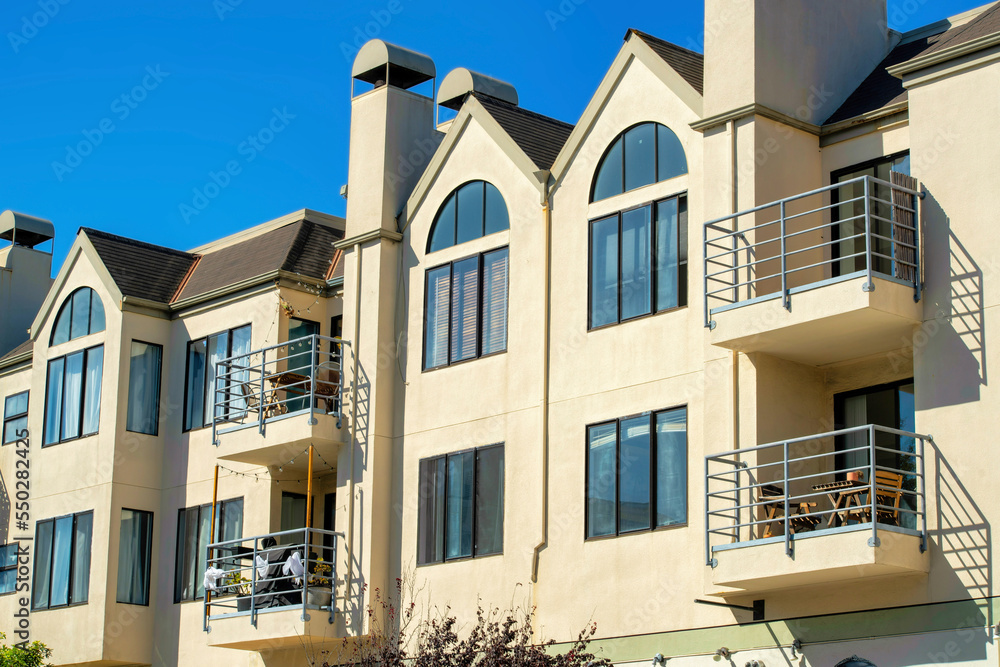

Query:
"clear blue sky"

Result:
[[0, 0, 983, 270]]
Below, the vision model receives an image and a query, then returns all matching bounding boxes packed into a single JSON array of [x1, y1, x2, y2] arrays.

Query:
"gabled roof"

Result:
[[626, 29, 704, 95], [0, 338, 33, 367], [473, 94, 574, 171], [83, 229, 197, 303], [176, 220, 343, 301], [826, 1, 1000, 124], [81, 215, 343, 307]]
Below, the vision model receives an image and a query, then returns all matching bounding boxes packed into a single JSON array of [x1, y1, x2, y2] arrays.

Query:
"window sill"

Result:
[[588, 304, 688, 332], [585, 522, 688, 542], [416, 550, 504, 567], [41, 431, 99, 448], [30, 601, 89, 612], [422, 348, 507, 373]]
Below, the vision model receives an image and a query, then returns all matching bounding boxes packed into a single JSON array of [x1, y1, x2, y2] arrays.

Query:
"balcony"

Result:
[[704, 425, 930, 595], [211, 334, 349, 466], [703, 175, 924, 365], [203, 527, 345, 651]]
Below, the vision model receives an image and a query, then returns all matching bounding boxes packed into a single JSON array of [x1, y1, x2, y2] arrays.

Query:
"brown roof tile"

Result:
[[627, 29, 705, 95], [83, 228, 197, 303], [474, 94, 574, 171]]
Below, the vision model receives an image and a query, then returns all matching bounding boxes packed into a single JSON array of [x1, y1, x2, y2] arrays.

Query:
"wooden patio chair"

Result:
[[757, 484, 818, 538], [861, 471, 904, 526]]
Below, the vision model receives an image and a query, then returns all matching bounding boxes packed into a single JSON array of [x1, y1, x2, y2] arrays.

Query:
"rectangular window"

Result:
[[116, 509, 153, 605], [43, 346, 103, 446], [184, 325, 251, 430], [126, 342, 162, 435], [589, 195, 687, 329], [174, 498, 243, 602], [0, 543, 18, 594], [586, 406, 687, 538], [417, 445, 504, 564], [423, 249, 509, 370], [3, 391, 28, 445], [32, 511, 93, 609]]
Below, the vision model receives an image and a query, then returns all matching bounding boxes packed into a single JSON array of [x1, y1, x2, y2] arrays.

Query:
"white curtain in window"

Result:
[[481, 249, 508, 355], [62, 352, 83, 440], [82, 347, 103, 435], [127, 343, 161, 434], [116, 509, 151, 605]]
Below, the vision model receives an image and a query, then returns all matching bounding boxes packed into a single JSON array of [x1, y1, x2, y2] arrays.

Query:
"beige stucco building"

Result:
[[2, 1, 1000, 665]]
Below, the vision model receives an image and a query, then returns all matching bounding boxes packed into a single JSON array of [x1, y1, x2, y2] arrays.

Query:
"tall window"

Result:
[[424, 248, 509, 369], [418, 444, 504, 564], [126, 342, 162, 435], [591, 123, 687, 202], [427, 181, 509, 253], [117, 509, 153, 605], [0, 543, 18, 594], [3, 391, 28, 445], [590, 195, 687, 328], [32, 511, 93, 610], [184, 325, 251, 430], [43, 345, 104, 446], [50, 287, 105, 345], [174, 498, 243, 602], [587, 407, 687, 538]]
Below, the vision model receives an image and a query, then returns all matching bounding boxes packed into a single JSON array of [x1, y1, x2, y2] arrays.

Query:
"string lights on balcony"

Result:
[[216, 444, 337, 485]]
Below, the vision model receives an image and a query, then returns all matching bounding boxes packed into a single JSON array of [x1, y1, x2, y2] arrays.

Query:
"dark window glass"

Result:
[[417, 445, 504, 564], [50, 288, 105, 345], [586, 407, 688, 538], [126, 342, 162, 435], [589, 195, 687, 329], [43, 346, 103, 446], [656, 124, 688, 182], [32, 511, 92, 610], [183, 325, 251, 430], [624, 123, 656, 192], [424, 250, 508, 370], [174, 498, 243, 602], [593, 137, 623, 201], [2, 391, 28, 445], [592, 123, 687, 202], [587, 423, 617, 538], [620, 206, 652, 320], [449, 257, 480, 363], [117, 509, 153, 605], [0, 543, 18, 594], [590, 216, 619, 329], [428, 181, 509, 253], [456, 181, 485, 246]]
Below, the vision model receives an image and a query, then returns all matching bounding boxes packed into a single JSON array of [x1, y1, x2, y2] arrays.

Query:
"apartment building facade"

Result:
[[2, 0, 1000, 665]]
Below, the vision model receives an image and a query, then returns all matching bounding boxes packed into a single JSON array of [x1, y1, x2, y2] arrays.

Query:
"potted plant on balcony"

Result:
[[306, 558, 333, 608], [223, 571, 253, 612]]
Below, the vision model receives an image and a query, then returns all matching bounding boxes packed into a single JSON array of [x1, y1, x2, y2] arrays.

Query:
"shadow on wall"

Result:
[[344, 354, 371, 637], [917, 190, 984, 410], [930, 440, 992, 643], [0, 470, 9, 544]]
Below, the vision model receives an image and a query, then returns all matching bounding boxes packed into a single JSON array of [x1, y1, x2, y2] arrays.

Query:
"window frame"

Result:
[[50, 287, 106, 346], [587, 193, 688, 330], [31, 510, 93, 610], [590, 122, 688, 202], [42, 344, 104, 447], [2, 390, 28, 445], [182, 324, 251, 432], [584, 405, 688, 541], [416, 443, 505, 565], [426, 180, 510, 254], [422, 247, 509, 371], [173, 497, 243, 603], [0, 542, 18, 595], [116, 508, 154, 606], [126, 340, 163, 436]]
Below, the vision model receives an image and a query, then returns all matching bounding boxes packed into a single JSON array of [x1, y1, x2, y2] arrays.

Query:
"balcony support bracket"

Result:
[[868, 536, 881, 548], [862, 282, 875, 293]]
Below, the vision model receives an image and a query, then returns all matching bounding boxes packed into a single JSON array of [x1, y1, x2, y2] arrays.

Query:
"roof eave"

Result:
[[887, 30, 1000, 78]]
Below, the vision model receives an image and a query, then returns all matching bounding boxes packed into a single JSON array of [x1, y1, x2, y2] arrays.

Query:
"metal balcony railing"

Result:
[[703, 174, 924, 328], [704, 425, 929, 566], [203, 526, 343, 631], [211, 334, 348, 443]]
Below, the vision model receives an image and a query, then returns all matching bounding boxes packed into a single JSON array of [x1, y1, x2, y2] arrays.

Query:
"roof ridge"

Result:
[[81, 227, 195, 260], [626, 28, 704, 59], [473, 93, 574, 129]]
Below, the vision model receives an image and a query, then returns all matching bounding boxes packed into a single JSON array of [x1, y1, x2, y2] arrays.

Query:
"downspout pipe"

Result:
[[531, 170, 552, 585]]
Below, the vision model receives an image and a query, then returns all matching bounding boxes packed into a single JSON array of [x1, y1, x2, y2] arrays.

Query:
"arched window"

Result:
[[427, 181, 509, 253], [835, 657, 876, 667], [51, 287, 105, 345], [591, 122, 687, 202]]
